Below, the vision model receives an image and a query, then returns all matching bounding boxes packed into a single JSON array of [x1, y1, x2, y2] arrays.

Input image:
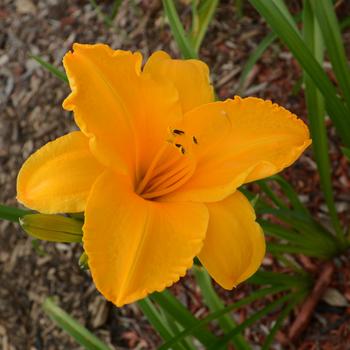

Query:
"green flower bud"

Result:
[[20, 214, 83, 243]]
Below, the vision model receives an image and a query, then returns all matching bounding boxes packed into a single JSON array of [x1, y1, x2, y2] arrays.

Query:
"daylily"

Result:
[[17, 44, 311, 306]]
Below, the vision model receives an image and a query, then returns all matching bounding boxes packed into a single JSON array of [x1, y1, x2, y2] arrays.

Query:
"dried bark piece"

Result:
[[288, 262, 334, 341]]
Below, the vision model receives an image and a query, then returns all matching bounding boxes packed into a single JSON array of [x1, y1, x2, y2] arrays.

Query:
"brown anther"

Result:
[[175, 143, 182, 148], [192, 136, 198, 144], [172, 129, 185, 136]]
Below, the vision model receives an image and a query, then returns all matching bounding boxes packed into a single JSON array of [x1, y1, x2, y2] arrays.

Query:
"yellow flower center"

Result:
[[136, 129, 197, 199]]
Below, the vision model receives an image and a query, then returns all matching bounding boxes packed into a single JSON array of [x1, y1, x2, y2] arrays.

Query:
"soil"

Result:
[[0, 0, 349, 349]]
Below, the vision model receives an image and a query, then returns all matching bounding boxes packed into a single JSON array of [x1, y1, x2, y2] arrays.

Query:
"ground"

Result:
[[0, 0, 350, 349]]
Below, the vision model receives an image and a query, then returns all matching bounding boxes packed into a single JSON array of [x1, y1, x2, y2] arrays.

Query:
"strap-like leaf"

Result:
[[0, 204, 30, 222], [162, 0, 197, 59], [311, 0, 350, 111], [31, 55, 68, 83], [152, 290, 218, 347], [193, 266, 251, 350], [138, 298, 192, 350], [158, 286, 288, 350], [249, 0, 350, 147], [208, 293, 295, 349], [190, 0, 219, 53], [43, 298, 111, 350], [236, 32, 277, 94], [302, 0, 344, 241]]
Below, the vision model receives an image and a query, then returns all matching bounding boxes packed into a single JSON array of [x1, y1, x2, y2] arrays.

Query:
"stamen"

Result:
[[149, 155, 180, 179], [145, 160, 190, 193], [136, 143, 168, 195], [173, 143, 186, 154], [137, 130, 196, 199], [142, 162, 195, 199], [172, 128, 185, 136], [192, 136, 198, 144]]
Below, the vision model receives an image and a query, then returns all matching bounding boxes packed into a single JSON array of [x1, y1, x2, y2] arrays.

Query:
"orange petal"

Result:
[[63, 44, 140, 176], [199, 191, 265, 289], [63, 44, 182, 182], [168, 97, 311, 202], [83, 171, 208, 306], [17, 132, 104, 213], [144, 51, 214, 113]]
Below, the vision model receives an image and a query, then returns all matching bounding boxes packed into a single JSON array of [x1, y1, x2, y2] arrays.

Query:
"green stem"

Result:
[[0, 204, 31, 222]]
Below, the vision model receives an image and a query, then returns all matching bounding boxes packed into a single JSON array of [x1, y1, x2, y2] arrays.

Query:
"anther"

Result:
[[174, 143, 186, 154], [172, 129, 185, 136], [192, 136, 198, 144]]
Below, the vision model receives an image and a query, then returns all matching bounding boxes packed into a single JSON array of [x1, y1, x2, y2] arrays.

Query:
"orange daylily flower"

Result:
[[17, 44, 311, 306]]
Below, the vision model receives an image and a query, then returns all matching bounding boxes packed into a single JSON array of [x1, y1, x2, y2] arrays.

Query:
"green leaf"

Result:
[[0, 204, 31, 222], [237, 1, 302, 94], [271, 0, 298, 30], [162, 0, 197, 59], [267, 242, 332, 259], [90, 0, 123, 27], [236, 32, 277, 94], [31, 55, 68, 83], [158, 286, 288, 350], [259, 207, 332, 240], [161, 308, 196, 350], [340, 16, 350, 31], [138, 298, 191, 350], [257, 179, 289, 210], [109, 0, 123, 21], [190, 0, 200, 41], [269, 175, 312, 218], [249, 0, 350, 147], [20, 214, 83, 243], [235, 0, 244, 18], [259, 202, 340, 258], [193, 266, 251, 350], [31, 239, 47, 256], [259, 220, 304, 244], [311, 0, 350, 111], [69, 212, 85, 222], [43, 298, 111, 350], [190, 0, 219, 53], [302, 0, 344, 241], [240, 187, 272, 213], [89, 0, 111, 26], [249, 270, 312, 289], [342, 147, 350, 161], [152, 290, 218, 347], [261, 291, 306, 349], [261, 220, 333, 256], [208, 292, 295, 349], [79, 252, 89, 270]]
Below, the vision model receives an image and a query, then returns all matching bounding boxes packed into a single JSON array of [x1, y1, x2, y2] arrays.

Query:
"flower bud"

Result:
[[20, 214, 83, 243]]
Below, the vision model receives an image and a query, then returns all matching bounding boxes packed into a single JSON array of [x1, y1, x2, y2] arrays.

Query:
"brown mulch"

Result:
[[1, 0, 349, 349]]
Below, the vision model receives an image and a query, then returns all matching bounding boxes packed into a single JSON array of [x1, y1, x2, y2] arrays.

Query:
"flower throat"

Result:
[[136, 129, 196, 199]]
